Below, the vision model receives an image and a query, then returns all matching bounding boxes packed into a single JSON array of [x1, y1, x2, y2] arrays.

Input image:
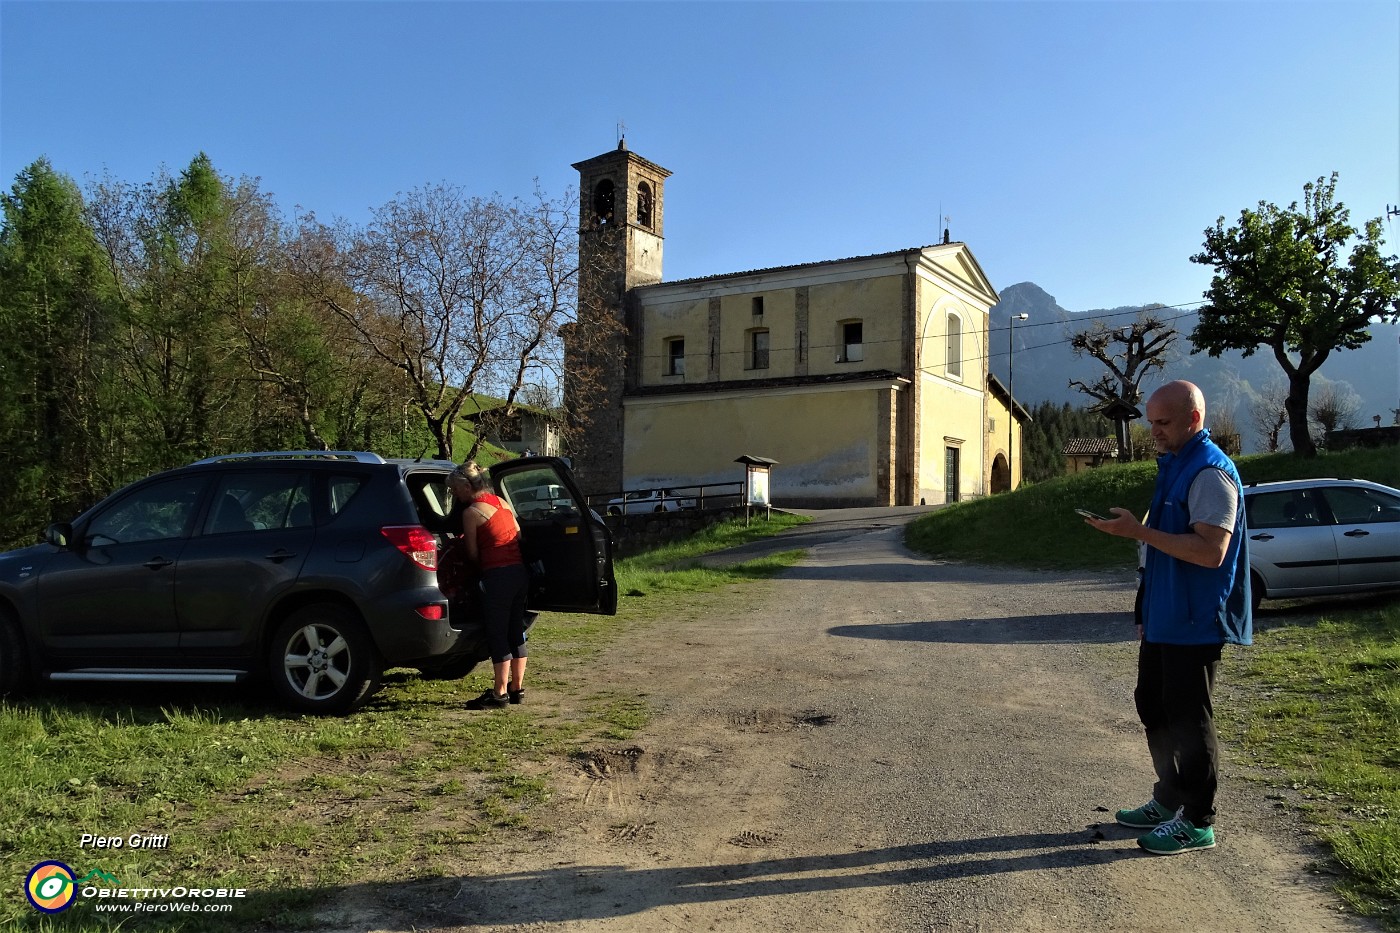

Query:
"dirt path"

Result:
[[335, 509, 1377, 932]]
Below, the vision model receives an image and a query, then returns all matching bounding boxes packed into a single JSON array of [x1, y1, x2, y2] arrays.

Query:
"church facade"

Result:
[[564, 142, 1025, 507]]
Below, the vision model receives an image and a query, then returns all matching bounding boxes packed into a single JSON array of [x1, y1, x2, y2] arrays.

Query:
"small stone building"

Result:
[[1063, 437, 1120, 474]]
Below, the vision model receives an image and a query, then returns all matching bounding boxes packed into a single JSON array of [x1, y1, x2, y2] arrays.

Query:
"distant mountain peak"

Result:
[[989, 282, 1398, 453]]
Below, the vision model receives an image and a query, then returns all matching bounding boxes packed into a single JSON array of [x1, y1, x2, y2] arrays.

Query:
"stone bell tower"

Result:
[[564, 139, 671, 497]]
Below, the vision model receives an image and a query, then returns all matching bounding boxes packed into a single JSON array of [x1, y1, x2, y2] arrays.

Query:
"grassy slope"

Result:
[[907, 446, 1400, 571]]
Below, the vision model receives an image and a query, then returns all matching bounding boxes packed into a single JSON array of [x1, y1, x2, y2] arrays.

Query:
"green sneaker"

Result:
[[1138, 813, 1216, 855], [1115, 799, 1175, 829]]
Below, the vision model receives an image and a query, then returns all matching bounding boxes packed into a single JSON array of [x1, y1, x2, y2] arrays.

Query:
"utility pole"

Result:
[[1008, 313, 1027, 490]]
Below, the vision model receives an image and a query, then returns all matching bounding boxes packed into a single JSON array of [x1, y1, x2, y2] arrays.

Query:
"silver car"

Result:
[[1243, 478, 1400, 609], [605, 488, 697, 516]]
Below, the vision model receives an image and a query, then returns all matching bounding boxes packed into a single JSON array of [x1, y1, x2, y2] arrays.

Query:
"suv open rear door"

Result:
[[490, 457, 617, 615]]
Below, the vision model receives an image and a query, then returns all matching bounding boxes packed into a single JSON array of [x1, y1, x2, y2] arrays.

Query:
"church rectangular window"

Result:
[[752, 296, 764, 317], [667, 337, 685, 376], [748, 329, 770, 370], [838, 320, 863, 363]]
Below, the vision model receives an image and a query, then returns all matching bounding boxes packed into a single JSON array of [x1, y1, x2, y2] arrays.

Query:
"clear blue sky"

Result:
[[2, 1, 1396, 315]]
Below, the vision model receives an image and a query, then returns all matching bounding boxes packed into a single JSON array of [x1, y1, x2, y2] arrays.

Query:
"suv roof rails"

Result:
[[189, 451, 388, 466]]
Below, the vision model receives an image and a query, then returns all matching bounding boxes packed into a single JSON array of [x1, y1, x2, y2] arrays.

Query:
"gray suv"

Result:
[[0, 452, 616, 714]]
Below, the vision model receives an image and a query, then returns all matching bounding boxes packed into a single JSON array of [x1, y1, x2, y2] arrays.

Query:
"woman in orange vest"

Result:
[[447, 461, 529, 709]]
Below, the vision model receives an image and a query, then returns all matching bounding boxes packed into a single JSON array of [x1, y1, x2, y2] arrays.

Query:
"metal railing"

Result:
[[588, 481, 745, 514]]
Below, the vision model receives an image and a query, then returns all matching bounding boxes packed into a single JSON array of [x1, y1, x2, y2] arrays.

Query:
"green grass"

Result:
[[1219, 602, 1400, 928], [613, 511, 808, 602], [906, 445, 1400, 570], [904, 442, 1400, 926], [0, 514, 807, 932]]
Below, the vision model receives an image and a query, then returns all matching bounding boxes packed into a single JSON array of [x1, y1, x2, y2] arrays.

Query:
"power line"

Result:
[[990, 299, 1207, 333], [630, 301, 1206, 367]]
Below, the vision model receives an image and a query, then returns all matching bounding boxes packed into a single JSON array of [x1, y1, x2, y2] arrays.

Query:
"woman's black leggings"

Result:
[[481, 564, 529, 663]]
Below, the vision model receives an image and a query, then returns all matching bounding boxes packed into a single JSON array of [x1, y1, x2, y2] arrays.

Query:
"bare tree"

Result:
[[1068, 311, 1179, 461], [561, 221, 628, 460], [1207, 405, 1242, 455], [288, 185, 580, 461], [1247, 377, 1290, 452], [470, 185, 580, 459], [1308, 377, 1363, 448]]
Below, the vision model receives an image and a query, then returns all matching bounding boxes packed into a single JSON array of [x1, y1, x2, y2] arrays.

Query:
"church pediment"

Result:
[[918, 244, 1000, 307]]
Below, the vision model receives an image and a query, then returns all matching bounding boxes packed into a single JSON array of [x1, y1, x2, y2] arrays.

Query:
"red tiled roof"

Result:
[[1063, 437, 1119, 456], [645, 244, 963, 289]]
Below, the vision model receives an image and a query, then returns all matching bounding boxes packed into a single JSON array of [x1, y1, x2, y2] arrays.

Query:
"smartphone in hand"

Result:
[[1075, 508, 1107, 521]]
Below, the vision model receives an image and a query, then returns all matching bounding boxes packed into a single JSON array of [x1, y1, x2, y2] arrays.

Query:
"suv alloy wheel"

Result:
[[269, 604, 382, 716]]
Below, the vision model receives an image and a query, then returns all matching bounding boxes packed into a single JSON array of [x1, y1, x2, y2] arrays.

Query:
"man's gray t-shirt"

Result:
[[1137, 467, 1239, 568], [1188, 467, 1239, 531]]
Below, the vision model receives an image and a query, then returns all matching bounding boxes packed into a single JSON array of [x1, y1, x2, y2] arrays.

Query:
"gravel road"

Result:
[[336, 508, 1379, 933]]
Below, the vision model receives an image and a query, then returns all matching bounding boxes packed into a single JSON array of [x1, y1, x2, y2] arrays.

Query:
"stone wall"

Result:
[[1326, 427, 1400, 450], [603, 506, 756, 557]]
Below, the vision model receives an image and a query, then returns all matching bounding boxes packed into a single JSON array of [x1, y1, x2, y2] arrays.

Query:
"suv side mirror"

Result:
[[44, 522, 74, 549]]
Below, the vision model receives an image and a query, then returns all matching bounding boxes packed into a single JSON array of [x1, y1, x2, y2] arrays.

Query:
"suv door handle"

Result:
[[264, 549, 299, 563], [143, 557, 175, 570], [1250, 533, 1274, 541], [1343, 529, 1369, 538]]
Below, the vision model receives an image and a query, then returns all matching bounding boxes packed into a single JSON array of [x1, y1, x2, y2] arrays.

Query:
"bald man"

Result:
[[1086, 380, 1252, 855]]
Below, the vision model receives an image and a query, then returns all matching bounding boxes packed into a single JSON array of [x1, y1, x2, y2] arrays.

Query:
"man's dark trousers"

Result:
[[1134, 640, 1223, 827]]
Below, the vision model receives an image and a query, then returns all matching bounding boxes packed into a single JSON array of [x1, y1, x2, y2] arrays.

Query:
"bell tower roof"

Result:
[[571, 147, 672, 179]]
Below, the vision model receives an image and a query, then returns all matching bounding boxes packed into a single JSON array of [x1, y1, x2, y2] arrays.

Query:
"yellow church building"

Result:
[[564, 142, 1026, 508]]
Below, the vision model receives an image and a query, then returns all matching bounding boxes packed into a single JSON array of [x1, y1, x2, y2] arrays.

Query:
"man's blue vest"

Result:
[[1142, 429, 1252, 646]]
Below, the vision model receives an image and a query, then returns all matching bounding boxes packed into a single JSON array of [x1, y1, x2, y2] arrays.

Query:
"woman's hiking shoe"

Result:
[[508, 687, 525, 705], [466, 689, 509, 710], [1138, 813, 1216, 855], [1115, 799, 1175, 829]]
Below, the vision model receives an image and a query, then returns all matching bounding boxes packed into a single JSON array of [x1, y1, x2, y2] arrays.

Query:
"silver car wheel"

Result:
[[283, 623, 352, 700], [269, 604, 382, 715]]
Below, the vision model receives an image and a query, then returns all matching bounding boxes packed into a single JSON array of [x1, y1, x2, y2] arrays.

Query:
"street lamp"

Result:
[[1008, 313, 1028, 490]]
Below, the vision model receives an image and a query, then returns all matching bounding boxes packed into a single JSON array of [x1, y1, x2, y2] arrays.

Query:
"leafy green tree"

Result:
[[1190, 174, 1400, 457], [88, 154, 246, 469], [89, 154, 323, 469], [0, 159, 120, 545]]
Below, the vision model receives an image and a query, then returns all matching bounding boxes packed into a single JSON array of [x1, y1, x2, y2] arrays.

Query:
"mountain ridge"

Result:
[[989, 282, 1400, 453]]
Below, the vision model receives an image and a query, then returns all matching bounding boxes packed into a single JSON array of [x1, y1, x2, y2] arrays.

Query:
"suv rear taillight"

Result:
[[381, 525, 438, 571]]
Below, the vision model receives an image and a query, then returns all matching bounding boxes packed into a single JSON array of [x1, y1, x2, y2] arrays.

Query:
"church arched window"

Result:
[[637, 181, 653, 227], [946, 312, 963, 379]]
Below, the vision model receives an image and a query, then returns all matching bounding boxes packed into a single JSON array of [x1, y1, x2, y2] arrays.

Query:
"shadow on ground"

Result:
[[298, 829, 1142, 930]]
